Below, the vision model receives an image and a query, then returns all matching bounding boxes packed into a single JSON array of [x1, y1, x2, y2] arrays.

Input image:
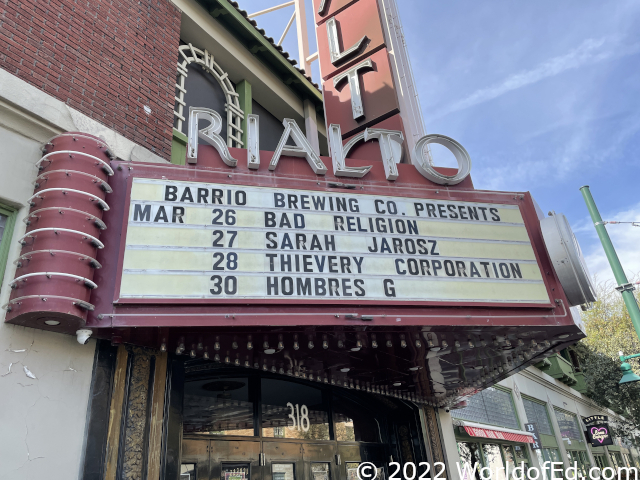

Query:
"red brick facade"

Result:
[[0, 0, 181, 159]]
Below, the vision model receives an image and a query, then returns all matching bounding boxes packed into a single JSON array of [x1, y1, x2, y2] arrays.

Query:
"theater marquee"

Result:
[[120, 178, 549, 304]]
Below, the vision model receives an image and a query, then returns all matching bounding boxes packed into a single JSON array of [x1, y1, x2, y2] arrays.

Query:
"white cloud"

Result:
[[433, 36, 640, 118], [574, 202, 640, 285]]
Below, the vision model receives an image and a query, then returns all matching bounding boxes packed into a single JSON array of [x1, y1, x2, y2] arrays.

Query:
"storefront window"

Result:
[[553, 409, 582, 440], [536, 448, 562, 479], [610, 453, 620, 469], [593, 455, 607, 469], [482, 444, 507, 480], [261, 378, 330, 440], [458, 442, 483, 480], [452, 388, 519, 430], [183, 377, 255, 435], [522, 398, 554, 436], [458, 441, 530, 480], [499, 444, 529, 477], [566, 450, 590, 480], [333, 394, 381, 442]]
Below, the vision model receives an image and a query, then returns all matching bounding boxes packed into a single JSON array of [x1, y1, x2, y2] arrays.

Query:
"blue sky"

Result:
[[238, 0, 640, 284]]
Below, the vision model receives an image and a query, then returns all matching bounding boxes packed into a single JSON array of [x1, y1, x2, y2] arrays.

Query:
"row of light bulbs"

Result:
[[162, 334, 553, 357], [158, 334, 558, 407]]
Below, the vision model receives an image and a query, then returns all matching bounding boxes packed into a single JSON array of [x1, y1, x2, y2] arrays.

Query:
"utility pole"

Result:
[[580, 186, 640, 382], [580, 186, 640, 337]]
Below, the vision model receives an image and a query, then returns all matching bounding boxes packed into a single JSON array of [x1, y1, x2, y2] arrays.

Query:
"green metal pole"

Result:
[[580, 185, 640, 342]]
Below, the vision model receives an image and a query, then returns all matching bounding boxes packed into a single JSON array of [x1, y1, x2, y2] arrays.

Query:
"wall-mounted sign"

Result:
[[583, 415, 607, 426], [585, 424, 613, 447], [120, 178, 549, 304], [524, 423, 541, 450]]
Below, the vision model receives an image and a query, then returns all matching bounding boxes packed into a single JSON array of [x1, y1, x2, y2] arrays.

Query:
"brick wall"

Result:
[[0, 0, 181, 159]]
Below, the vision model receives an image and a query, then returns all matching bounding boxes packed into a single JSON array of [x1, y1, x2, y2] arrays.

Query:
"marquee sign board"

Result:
[[120, 178, 549, 305]]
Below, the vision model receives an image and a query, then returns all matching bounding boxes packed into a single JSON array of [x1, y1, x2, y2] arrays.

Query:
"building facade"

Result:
[[439, 355, 640, 480], [0, 0, 599, 479]]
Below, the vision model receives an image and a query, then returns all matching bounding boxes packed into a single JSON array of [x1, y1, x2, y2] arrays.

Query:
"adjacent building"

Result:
[[439, 352, 640, 480]]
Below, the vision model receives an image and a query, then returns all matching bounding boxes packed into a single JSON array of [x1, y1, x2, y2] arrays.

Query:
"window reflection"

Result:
[[261, 379, 329, 440], [522, 398, 554, 436], [333, 394, 380, 442], [537, 448, 562, 479], [183, 377, 254, 436], [482, 444, 506, 480], [553, 409, 582, 440], [452, 388, 519, 430], [457, 442, 483, 480]]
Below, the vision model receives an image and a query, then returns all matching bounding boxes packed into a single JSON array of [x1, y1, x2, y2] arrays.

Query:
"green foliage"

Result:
[[575, 280, 640, 436]]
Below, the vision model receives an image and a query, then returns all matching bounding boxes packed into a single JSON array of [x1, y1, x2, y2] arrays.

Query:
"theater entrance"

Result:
[[181, 438, 387, 480], [176, 367, 426, 480]]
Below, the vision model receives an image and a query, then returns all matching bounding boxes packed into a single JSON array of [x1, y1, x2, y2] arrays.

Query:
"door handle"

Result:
[[260, 453, 266, 466], [335, 454, 341, 465]]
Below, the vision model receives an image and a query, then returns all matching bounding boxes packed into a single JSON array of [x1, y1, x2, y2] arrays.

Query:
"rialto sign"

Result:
[[187, 107, 472, 186]]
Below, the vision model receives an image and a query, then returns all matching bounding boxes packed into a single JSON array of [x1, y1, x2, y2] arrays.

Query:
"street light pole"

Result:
[[580, 186, 640, 384], [580, 186, 640, 339], [619, 353, 640, 384]]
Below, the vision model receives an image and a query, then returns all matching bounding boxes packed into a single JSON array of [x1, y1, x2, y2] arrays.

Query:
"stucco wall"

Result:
[[0, 126, 97, 479]]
